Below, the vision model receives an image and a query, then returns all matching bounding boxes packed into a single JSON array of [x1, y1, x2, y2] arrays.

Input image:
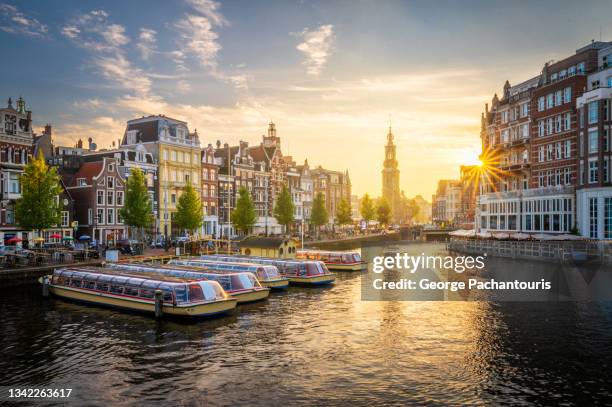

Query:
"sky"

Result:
[[1, 0, 611, 199]]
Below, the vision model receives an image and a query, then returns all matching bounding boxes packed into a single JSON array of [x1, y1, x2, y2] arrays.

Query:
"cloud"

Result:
[[184, 0, 228, 27], [294, 24, 334, 76], [62, 10, 150, 95], [0, 3, 48, 37], [137, 28, 156, 60], [175, 14, 221, 68]]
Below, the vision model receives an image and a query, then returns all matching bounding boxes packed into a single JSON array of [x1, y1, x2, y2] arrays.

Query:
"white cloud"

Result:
[[184, 0, 228, 27], [137, 28, 157, 60], [0, 3, 48, 37], [175, 14, 222, 68], [177, 79, 192, 93], [294, 24, 334, 76]]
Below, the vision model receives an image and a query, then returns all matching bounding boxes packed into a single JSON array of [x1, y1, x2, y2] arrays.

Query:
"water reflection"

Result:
[[1, 243, 612, 405]]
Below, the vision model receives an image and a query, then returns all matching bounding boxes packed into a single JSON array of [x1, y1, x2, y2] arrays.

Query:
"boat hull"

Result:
[[288, 274, 336, 285], [260, 278, 290, 290], [230, 288, 270, 303], [324, 262, 367, 271], [48, 285, 237, 317]]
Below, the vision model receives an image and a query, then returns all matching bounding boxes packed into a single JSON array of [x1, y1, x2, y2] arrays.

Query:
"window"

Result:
[[547, 118, 553, 135], [577, 62, 585, 74], [555, 90, 563, 106], [171, 150, 177, 161], [589, 130, 599, 153], [107, 190, 114, 205], [107, 176, 114, 189], [88, 208, 92, 225], [564, 112, 571, 131], [589, 197, 598, 238], [605, 158, 610, 183], [61, 211, 69, 227], [588, 101, 598, 124], [564, 140, 571, 159], [547, 144, 553, 161], [107, 208, 114, 224], [521, 123, 529, 139], [538, 96, 545, 111], [97, 190, 105, 205], [555, 115, 561, 133], [521, 103, 529, 117], [605, 198, 612, 239], [163, 150, 168, 160], [563, 87, 572, 103], [546, 94, 554, 109], [77, 178, 87, 186], [589, 159, 599, 183], [555, 142, 562, 159], [564, 167, 571, 185], [116, 191, 124, 206], [97, 208, 105, 224]]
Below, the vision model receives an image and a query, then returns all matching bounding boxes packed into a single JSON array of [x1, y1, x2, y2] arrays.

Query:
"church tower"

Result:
[[382, 126, 400, 223]]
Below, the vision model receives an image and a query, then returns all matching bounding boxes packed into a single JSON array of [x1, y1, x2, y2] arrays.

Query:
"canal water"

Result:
[[1, 242, 612, 406]]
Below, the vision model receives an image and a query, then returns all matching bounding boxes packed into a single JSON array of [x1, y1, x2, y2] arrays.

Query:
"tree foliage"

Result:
[[273, 184, 295, 232], [310, 192, 328, 227], [360, 193, 375, 223], [335, 197, 352, 225], [174, 183, 203, 234], [120, 168, 154, 232], [15, 152, 62, 234], [232, 186, 257, 234], [376, 197, 391, 226]]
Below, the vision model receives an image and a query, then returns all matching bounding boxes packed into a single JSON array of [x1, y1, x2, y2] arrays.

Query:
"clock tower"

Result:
[[382, 126, 400, 223]]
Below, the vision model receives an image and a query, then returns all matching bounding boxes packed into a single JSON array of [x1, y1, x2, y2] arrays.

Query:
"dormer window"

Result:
[[108, 164, 114, 172], [77, 178, 87, 186]]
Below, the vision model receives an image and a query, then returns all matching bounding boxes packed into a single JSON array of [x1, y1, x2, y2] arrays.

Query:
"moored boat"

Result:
[[106, 263, 270, 303], [198, 255, 336, 285], [168, 258, 289, 289], [296, 250, 367, 271], [42, 267, 237, 318]]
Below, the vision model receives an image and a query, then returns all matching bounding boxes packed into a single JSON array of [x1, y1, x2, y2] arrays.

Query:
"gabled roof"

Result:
[[64, 161, 103, 186]]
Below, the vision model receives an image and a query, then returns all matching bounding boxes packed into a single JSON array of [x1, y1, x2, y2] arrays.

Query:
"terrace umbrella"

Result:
[[79, 235, 91, 240], [62, 236, 74, 240], [510, 233, 531, 240], [6, 236, 21, 244], [50, 233, 62, 239]]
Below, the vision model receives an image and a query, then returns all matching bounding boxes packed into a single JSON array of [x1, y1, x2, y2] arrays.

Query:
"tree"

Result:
[[405, 198, 420, 224], [232, 186, 257, 235], [120, 168, 154, 240], [15, 152, 62, 236], [335, 197, 352, 226], [174, 183, 203, 235], [273, 185, 295, 234], [376, 197, 391, 226], [360, 193, 375, 223], [310, 192, 328, 237]]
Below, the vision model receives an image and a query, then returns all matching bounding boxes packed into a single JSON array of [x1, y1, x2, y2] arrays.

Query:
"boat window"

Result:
[[96, 283, 109, 292], [70, 279, 82, 288], [200, 281, 222, 300], [188, 284, 205, 302], [139, 289, 155, 299], [352, 253, 362, 262], [231, 274, 252, 289], [124, 286, 139, 296], [83, 280, 96, 290], [306, 263, 323, 276], [162, 291, 173, 303], [110, 284, 124, 295], [330, 255, 342, 262], [174, 286, 188, 303]]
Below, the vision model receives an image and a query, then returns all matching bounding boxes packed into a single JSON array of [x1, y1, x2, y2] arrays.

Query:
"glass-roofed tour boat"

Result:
[[106, 263, 270, 303], [296, 250, 367, 271], [41, 267, 237, 318], [197, 255, 336, 285], [167, 259, 290, 289]]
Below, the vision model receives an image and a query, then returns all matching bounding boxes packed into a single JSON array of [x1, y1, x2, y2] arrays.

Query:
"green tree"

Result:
[[231, 186, 257, 235], [15, 152, 62, 236], [360, 193, 375, 223], [273, 185, 295, 234], [335, 197, 352, 226], [405, 198, 420, 224], [174, 183, 203, 235], [310, 192, 328, 237], [376, 197, 391, 226], [120, 168, 154, 240]]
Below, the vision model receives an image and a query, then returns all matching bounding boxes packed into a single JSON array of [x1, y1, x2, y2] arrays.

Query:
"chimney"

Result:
[[223, 143, 229, 148]]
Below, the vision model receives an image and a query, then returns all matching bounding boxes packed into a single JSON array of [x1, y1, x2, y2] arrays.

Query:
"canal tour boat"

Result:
[[296, 250, 367, 271], [106, 263, 270, 303], [42, 267, 237, 318], [167, 258, 289, 289], [198, 255, 336, 286]]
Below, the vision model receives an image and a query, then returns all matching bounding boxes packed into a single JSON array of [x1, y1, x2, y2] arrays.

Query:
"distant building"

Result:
[[382, 126, 401, 223], [201, 144, 219, 237], [432, 180, 461, 226], [0, 97, 33, 241], [311, 165, 351, 227]]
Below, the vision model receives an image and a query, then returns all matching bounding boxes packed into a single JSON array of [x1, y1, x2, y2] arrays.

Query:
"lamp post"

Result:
[[227, 144, 231, 255]]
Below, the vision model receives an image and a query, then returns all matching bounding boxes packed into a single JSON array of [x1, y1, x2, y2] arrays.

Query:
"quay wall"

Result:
[[304, 232, 401, 250], [448, 239, 612, 265], [0, 261, 103, 287]]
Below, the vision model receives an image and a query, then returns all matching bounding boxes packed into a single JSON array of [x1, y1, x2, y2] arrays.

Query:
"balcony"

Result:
[[499, 163, 530, 172]]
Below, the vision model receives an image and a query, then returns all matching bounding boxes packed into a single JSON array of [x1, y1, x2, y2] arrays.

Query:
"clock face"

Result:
[[63, 199, 69, 205]]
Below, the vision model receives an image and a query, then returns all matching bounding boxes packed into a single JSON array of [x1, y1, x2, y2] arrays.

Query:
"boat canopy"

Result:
[[52, 267, 227, 303], [198, 255, 329, 277], [106, 263, 261, 292], [296, 250, 362, 263], [168, 258, 281, 280]]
